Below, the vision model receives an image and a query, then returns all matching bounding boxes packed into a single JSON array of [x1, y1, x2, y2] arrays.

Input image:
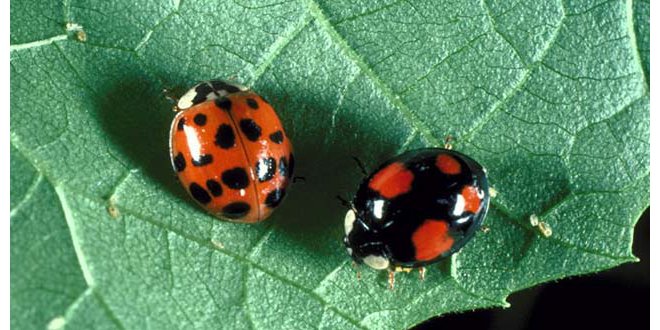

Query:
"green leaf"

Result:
[[10, 146, 88, 329], [10, 0, 649, 329]]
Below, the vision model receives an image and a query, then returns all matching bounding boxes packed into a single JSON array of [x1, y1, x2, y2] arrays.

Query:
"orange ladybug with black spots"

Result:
[[170, 80, 293, 223], [343, 149, 489, 277]]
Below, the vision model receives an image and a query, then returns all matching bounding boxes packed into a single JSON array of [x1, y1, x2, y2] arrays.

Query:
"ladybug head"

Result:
[[343, 209, 391, 270]]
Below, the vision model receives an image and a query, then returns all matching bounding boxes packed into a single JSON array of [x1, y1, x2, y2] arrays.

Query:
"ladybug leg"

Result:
[[351, 156, 369, 177], [444, 135, 453, 150], [162, 88, 181, 112], [388, 270, 396, 290], [395, 266, 413, 273], [336, 195, 358, 214], [351, 261, 362, 280], [418, 267, 426, 281]]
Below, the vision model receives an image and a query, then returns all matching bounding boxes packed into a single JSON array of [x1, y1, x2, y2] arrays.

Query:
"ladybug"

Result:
[[342, 148, 489, 287], [169, 80, 294, 223]]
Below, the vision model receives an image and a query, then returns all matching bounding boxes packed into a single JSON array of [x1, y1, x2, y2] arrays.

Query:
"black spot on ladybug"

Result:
[[194, 113, 207, 126], [206, 179, 223, 197], [215, 124, 235, 149], [278, 156, 288, 177], [222, 202, 250, 219], [246, 98, 259, 109], [269, 130, 284, 144], [177, 117, 186, 131], [189, 182, 211, 204], [239, 119, 262, 141], [256, 157, 276, 182], [192, 84, 213, 105], [265, 188, 286, 208], [215, 97, 232, 111], [211, 80, 240, 94], [192, 154, 213, 167], [288, 153, 295, 178], [222, 167, 249, 189], [173, 152, 186, 172]]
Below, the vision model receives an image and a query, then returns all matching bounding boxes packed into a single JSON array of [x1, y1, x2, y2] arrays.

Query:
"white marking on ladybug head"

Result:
[[363, 255, 390, 270], [344, 209, 356, 234], [372, 199, 385, 219], [177, 85, 203, 110], [346, 247, 353, 256], [452, 194, 465, 216], [177, 80, 249, 110]]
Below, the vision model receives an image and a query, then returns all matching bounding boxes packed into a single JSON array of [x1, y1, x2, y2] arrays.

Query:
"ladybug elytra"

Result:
[[169, 80, 294, 223]]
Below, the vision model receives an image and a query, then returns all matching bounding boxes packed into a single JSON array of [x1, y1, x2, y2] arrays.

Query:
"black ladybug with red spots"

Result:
[[342, 148, 490, 287]]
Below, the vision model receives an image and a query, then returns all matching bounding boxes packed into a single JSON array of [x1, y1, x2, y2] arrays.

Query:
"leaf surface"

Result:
[[10, 0, 649, 329]]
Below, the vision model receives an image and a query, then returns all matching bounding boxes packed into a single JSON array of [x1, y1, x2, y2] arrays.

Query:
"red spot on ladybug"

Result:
[[368, 162, 414, 199], [436, 154, 461, 175], [461, 185, 481, 213], [412, 219, 454, 261]]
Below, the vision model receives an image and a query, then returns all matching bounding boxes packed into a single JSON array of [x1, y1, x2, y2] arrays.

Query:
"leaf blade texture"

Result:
[[10, 0, 649, 329]]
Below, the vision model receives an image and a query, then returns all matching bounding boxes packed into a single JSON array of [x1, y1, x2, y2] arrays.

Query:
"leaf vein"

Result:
[[330, 0, 406, 25], [312, 260, 349, 294], [92, 290, 127, 330], [10, 35, 68, 52], [625, 0, 649, 92], [9, 173, 43, 217], [461, 2, 566, 141], [247, 225, 276, 258], [248, 15, 313, 84], [449, 277, 506, 306], [117, 205, 366, 329], [395, 129, 419, 154], [302, 0, 442, 146], [241, 266, 257, 330], [323, 71, 361, 148], [481, 0, 525, 63], [173, 232, 231, 321]]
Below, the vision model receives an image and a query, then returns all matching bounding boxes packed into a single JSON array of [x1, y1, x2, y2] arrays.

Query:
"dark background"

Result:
[[414, 208, 650, 330]]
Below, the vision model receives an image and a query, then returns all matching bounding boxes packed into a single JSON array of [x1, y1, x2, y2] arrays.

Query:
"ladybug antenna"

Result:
[[292, 176, 306, 184], [351, 156, 368, 177], [162, 88, 179, 103], [335, 195, 353, 210], [444, 135, 453, 150], [162, 88, 181, 112]]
